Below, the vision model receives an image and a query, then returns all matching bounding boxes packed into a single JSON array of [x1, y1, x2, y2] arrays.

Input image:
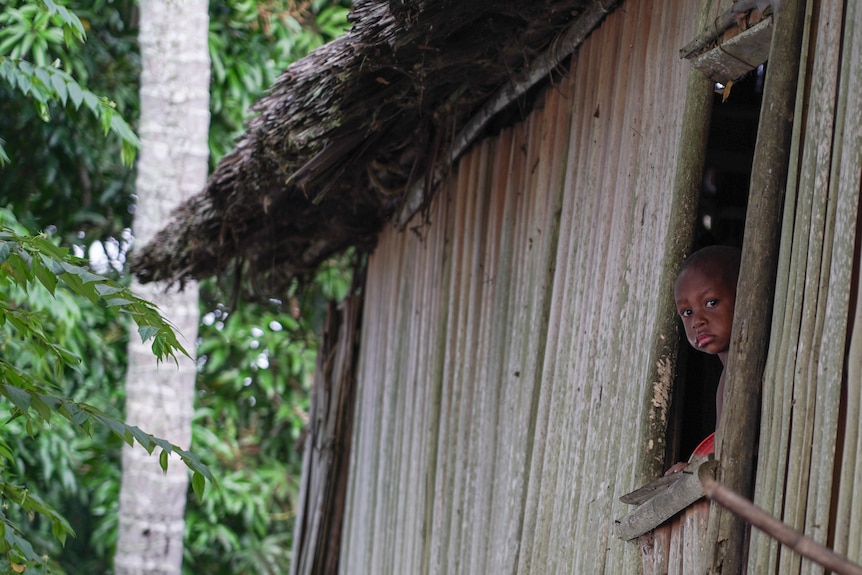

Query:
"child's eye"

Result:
[[706, 299, 718, 308], [680, 309, 692, 317]]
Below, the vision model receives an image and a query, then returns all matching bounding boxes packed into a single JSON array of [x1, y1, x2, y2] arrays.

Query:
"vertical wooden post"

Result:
[[640, 0, 722, 483], [705, 0, 808, 572], [640, 63, 713, 480], [292, 294, 363, 575]]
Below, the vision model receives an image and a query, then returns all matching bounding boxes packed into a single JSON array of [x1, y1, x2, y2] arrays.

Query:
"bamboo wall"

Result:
[[338, 0, 704, 572], [748, 0, 862, 572]]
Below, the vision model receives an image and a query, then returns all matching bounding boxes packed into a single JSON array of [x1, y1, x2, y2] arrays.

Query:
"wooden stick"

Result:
[[702, 478, 862, 575]]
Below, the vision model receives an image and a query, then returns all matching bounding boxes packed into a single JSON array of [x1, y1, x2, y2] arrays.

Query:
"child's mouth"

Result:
[[696, 334, 714, 348]]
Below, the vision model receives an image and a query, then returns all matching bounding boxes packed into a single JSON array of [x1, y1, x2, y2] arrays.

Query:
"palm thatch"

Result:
[[131, 0, 610, 295]]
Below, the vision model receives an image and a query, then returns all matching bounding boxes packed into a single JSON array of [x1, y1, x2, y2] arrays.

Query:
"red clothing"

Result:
[[691, 432, 715, 459]]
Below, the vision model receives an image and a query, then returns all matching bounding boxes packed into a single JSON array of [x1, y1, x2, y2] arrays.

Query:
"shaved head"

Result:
[[676, 245, 741, 296]]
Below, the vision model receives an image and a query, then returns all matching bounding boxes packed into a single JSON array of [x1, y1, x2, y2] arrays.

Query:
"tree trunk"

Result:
[[114, 1, 210, 573]]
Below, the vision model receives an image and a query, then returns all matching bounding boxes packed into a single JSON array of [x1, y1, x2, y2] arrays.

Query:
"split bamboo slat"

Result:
[[636, 497, 710, 574], [748, 0, 862, 573], [706, 0, 808, 570], [338, 0, 704, 572], [833, 0, 862, 562]]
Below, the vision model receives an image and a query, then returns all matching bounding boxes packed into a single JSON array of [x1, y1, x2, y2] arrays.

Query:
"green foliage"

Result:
[[0, 212, 214, 573], [0, 208, 125, 573], [183, 254, 352, 574], [1, 1, 355, 573], [0, 0, 140, 245], [185, 297, 314, 573], [0, 243, 126, 574], [0, 0, 139, 167]]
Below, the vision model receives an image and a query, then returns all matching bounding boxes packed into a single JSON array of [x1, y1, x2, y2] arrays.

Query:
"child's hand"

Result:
[[664, 461, 688, 475]]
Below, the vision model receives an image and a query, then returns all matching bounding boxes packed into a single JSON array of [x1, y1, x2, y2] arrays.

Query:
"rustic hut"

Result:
[[133, 0, 862, 573]]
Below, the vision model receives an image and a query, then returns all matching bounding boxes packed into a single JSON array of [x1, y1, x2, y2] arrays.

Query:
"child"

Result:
[[666, 245, 741, 474]]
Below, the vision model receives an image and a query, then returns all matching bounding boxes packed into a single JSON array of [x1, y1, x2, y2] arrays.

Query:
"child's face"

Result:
[[674, 265, 736, 359]]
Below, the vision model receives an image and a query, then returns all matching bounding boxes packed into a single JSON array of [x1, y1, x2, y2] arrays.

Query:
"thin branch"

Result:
[[703, 478, 862, 575]]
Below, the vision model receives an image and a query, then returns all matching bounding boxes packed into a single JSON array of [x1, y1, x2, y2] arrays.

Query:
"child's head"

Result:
[[674, 246, 741, 361]]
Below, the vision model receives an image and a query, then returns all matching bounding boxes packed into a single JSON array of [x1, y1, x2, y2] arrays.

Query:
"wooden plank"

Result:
[[805, 0, 858, 564], [292, 296, 362, 575], [468, 130, 508, 575], [690, 17, 773, 84], [614, 458, 717, 541], [668, 517, 685, 574], [653, 525, 672, 575], [419, 178, 455, 575]]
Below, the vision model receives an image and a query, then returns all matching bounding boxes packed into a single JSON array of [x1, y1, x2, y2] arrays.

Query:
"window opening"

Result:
[[666, 65, 765, 465]]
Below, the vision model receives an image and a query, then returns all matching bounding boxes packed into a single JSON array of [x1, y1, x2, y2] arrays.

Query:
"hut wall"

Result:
[[338, 0, 704, 572], [748, 0, 862, 572]]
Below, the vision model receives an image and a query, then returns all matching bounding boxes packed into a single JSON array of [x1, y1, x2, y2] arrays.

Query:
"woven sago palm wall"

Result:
[[748, 0, 862, 572], [339, 0, 708, 572]]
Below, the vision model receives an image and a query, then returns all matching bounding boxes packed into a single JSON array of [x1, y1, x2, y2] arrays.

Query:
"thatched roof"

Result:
[[131, 0, 615, 295]]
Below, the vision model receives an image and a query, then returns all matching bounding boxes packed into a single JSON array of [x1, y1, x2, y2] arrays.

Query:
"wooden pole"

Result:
[[704, 0, 808, 572], [292, 294, 362, 575], [637, 15, 715, 482], [703, 478, 862, 575]]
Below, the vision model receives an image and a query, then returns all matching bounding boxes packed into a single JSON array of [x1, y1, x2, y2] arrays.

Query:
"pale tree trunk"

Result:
[[114, 1, 210, 573]]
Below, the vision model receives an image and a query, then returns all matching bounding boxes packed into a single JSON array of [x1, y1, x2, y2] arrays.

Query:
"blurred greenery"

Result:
[[187, 253, 352, 574], [0, 0, 141, 245], [0, 0, 354, 573]]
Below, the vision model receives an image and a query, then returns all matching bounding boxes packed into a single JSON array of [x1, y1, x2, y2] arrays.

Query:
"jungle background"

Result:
[[0, 0, 353, 573]]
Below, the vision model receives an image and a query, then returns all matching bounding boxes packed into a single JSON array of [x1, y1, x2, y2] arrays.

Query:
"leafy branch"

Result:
[[0, 227, 214, 571], [0, 230, 186, 361]]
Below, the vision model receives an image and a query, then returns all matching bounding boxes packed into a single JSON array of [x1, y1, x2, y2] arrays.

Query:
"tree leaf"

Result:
[[58, 270, 97, 303], [92, 413, 134, 445], [2, 384, 32, 412], [138, 325, 160, 343], [67, 79, 83, 109], [29, 393, 53, 422], [94, 283, 125, 296], [59, 261, 104, 284], [191, 471, 206, 499], [49, 69, 66, 105], [128, 426, 156, 454], [32, 253, 58, 295], [152, 436, 173, 454], [81, 90, 100, 114]]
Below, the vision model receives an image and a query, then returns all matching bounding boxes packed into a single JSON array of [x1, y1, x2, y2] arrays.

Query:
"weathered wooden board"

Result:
[[614, 458, 716, 541], [690, 17, 773, 84]]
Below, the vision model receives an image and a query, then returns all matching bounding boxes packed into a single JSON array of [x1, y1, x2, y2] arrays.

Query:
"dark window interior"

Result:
[[667, 66, 764, 464]]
